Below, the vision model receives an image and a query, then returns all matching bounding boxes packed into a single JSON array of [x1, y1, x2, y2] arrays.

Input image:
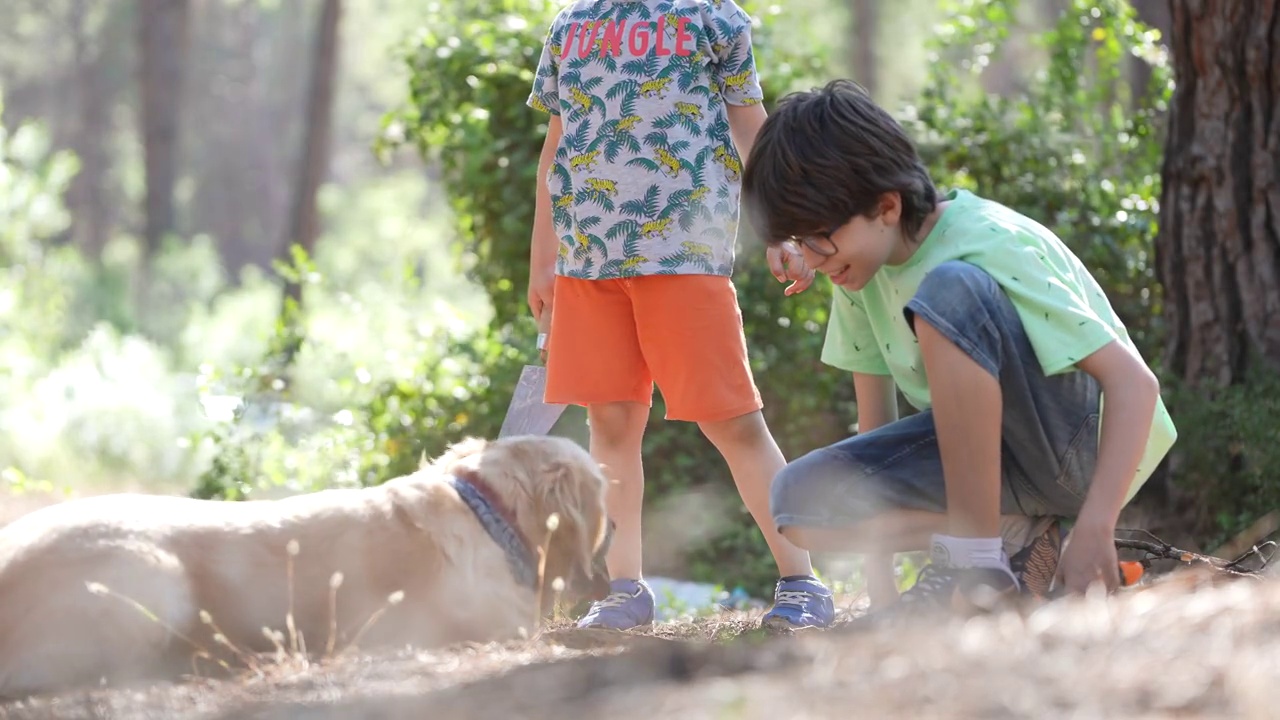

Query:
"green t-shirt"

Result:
[[821, 188, 1176, 503]]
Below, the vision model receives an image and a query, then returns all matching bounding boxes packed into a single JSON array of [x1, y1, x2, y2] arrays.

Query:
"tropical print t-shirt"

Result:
[[527, 0, 764, 280]]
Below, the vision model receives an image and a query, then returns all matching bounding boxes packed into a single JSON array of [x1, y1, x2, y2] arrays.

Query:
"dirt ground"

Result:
[[1, 565, 1277, 720]]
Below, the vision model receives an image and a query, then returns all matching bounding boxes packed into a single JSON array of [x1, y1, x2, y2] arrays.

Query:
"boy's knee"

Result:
[[587, 402, 649, 448], [697, 409, 766, 450], [916, 261, 1000, 310], [911, 261, 1003, 325], [770, 435, 933, 536], [772, 456, 862, 553], [769, 450, 839, 531]]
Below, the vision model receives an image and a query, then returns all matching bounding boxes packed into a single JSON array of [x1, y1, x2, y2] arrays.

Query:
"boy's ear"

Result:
[[877, 191, 903, 226]]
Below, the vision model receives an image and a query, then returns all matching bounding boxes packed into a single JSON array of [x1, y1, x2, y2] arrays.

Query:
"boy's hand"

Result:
[[528, 271, 555, 363], [766, 241, 814, 296], [1054, 520, 1120, 595], [527, 270, 555, 323]]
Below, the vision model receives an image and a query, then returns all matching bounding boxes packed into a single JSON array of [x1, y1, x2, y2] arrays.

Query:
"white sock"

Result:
[[931, 534, 1018, 585]]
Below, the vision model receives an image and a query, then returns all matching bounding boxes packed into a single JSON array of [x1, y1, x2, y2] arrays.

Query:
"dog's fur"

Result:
[[0, 435, 611, 700]]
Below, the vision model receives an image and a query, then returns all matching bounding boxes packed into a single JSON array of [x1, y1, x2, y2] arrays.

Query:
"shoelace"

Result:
[[591, 589, 637, 611], [898, 564, 956, 604], [774, 589, 814, 609]]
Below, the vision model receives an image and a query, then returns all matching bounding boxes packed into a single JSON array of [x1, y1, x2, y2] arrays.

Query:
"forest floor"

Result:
[[2, 488, 1278, 720], [2, 565, 1278, 720]]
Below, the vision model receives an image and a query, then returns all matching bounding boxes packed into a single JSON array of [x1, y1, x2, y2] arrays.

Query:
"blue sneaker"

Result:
[[761, 575, 835, 630], [893, 563, 1019, 614], [867, 542, 1021, 624], [576, 578, 655, 630]]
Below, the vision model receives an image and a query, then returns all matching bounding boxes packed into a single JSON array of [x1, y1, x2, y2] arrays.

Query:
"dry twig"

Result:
[[1114, 528, 1277, 580]]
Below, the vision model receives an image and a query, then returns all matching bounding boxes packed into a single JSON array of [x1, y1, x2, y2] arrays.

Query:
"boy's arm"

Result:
[[852, 372, 897, 432], [852, 372, 899, 608], [726, 102, 768, 165], [1057, 339, 1160, 593], [528, 115, 564, 324]]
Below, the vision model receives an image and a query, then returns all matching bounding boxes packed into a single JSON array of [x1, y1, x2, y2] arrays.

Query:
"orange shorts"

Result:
[[544, 274, 763, 423]]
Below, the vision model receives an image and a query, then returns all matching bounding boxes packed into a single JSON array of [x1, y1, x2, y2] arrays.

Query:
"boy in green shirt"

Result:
[[742, 79, 1177, 611]]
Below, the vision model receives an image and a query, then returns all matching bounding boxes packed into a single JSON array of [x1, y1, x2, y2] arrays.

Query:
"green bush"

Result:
[[0, 93, 213, 492], [1163, 366, 1280, 549], [380, 0, 559, 330], [0, 95, 89, 365]]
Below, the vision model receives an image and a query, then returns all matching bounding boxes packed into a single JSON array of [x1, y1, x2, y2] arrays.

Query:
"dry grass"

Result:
[[5, 486, 1275, 718], [3, 566, 1279, 720]]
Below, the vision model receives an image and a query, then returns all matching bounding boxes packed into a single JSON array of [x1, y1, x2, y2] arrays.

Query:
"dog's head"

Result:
[[433, 435, 613, 610]]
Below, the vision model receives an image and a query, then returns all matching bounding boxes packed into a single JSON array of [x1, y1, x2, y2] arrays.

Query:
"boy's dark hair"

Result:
[[742, 79, 939, 245]]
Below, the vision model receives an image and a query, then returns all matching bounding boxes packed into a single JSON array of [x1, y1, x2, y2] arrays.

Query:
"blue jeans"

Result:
[[772, 261, 1102, 532]]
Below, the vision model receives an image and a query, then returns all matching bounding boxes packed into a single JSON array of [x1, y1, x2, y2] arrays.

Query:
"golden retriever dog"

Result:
[[0, 434, 612, 700]]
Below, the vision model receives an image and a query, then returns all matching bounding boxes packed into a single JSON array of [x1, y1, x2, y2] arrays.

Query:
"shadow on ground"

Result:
[[3, 567, 1278, 720]]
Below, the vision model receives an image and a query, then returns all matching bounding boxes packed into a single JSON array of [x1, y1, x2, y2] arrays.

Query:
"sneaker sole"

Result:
[[577, 613, 655, 631], [1015, 524, 1066, 599], [760, 614, 832, 632], [760, 614, 796, 632]]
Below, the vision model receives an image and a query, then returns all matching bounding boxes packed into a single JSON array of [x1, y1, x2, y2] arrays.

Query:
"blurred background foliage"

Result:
[[1, 0, 1271, 599]]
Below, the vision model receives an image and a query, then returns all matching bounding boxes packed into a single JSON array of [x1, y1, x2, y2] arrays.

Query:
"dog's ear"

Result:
[[536, 458, 608, 594], [429, 436, 489, 471]]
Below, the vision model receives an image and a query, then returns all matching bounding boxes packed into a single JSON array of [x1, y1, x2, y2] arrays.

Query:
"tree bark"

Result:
[[850, 0, 877, 97], [183, 0, 280, 277], [66, 0, 113, 259], [138, 0, 191, 259], [281, 0, 341, 308], [1155, 0, 1280, 387]]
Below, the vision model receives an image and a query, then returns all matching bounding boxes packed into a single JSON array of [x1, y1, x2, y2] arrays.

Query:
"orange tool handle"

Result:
[[1119, 560, 1144, 586]]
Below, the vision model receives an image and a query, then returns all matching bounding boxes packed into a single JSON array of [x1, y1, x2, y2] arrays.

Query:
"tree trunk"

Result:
[[65, 0, 113, 259], [850, 0, 877, 97], [281, 0, 341, 309], [138, 0, 191, 259], [1155, 0, 1280, 388], [183, 0, 274, 277]]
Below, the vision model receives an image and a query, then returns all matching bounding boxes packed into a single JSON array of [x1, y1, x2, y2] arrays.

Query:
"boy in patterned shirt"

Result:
[[740, 79, 1178, 613], [525, 0, 834, 630]]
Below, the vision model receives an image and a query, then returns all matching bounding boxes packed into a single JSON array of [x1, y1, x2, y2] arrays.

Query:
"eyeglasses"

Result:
[[790, 228, 839, 257]]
